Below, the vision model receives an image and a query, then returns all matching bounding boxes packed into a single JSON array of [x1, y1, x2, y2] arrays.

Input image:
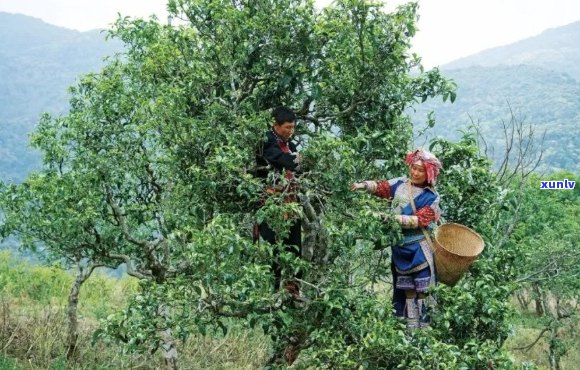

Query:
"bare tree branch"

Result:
[[108, 253, 152, 280], [512, 327, 550, 352]]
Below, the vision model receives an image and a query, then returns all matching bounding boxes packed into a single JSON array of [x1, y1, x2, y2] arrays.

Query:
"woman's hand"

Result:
[[351, 182, 366, 191]]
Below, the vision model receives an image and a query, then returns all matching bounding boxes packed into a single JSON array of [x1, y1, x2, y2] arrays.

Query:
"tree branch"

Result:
[[108, 253, 152, 280], [512, 327, 550, 352], [300, 98, 370, 125]]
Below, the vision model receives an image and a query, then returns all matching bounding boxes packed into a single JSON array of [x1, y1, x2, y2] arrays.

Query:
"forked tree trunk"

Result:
[[532, 283, 545, 316], [300, 194, 329, 264], [515, 289, 530, 311], [157, 303, 179, 370]]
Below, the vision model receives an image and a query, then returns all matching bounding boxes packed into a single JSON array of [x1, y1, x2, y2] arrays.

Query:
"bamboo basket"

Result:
[[433, 223, 484, 287]]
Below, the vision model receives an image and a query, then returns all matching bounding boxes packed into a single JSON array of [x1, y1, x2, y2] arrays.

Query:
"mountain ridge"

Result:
[[442, 20, 580, 81], [412, 64, 580, 173], [0, 12, 122, 182]]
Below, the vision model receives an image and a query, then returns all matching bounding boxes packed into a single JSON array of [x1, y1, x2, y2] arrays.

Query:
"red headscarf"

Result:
[[404, 149, 442, 186]]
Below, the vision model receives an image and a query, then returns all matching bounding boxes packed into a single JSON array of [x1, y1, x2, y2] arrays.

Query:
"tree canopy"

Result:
[[1, 1, 529, 368]]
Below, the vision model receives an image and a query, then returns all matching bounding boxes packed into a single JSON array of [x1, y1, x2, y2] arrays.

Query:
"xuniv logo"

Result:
[[540, 179, 576, 189]]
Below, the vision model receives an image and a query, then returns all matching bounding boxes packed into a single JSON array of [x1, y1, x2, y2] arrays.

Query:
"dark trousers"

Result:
[[391, 261, 406, 317], [258, 220, 302, 291]]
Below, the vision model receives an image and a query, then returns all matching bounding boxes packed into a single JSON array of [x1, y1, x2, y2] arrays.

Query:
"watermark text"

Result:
[[540, 179, 576, 190]]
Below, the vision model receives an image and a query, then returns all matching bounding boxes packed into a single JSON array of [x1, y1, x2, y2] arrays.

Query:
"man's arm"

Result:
[[262, 134, 299, 171]]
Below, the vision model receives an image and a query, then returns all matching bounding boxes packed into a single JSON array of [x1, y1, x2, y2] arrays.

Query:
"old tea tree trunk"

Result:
[[157, 303, 179, 370], [66, 259, 102, 360]]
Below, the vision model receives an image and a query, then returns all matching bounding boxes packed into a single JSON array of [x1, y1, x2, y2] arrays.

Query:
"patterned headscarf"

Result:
[[404, 149, 442, 185]]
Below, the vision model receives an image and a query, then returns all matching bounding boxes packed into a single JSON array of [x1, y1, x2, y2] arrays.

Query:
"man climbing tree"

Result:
[[255, 106, 303, 299]]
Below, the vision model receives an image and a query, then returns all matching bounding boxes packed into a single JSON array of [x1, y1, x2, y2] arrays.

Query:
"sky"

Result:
[[2, 0, 580, 68]]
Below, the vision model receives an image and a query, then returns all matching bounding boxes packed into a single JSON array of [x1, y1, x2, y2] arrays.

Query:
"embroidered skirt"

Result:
[[392, 238, 434, 293]]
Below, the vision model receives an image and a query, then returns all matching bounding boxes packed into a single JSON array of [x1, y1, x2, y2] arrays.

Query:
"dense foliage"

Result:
[[0, 1, 556, 369], [2, 13, 580, 183], [509, 172, 579, 369]]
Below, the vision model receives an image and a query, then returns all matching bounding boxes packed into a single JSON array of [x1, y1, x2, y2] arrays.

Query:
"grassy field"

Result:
[[1, 251, 578, 369]]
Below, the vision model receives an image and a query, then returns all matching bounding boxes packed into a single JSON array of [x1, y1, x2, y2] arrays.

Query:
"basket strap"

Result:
[[407, 181, 437, 295], [407, 182, 435, 248]]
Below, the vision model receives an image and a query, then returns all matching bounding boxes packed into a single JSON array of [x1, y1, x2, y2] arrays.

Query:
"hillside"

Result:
[[412, 21, 580, 173], [0, 12, 122, 182], [444, 20, 580, 81], [413, 64, 580, 172]]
